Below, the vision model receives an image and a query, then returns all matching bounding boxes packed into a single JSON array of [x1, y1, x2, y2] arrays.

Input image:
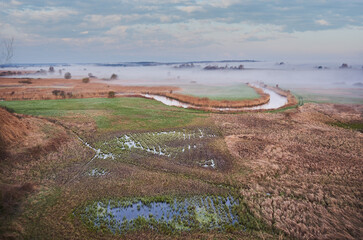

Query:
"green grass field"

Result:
[[0, 97, 208, 133], [178, 84, 260, 100], [290, 88, 363, 104], [1, 96, 272, 239]]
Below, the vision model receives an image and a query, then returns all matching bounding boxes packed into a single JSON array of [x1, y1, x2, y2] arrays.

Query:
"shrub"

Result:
[[64, 72, 72, 79], [52, 90, 66, 97], [60, 91, 66, 98], [52, 90, 61, 96], [108, 91, 115, 98], [110, 73, 118, 80], [82, 77, 90, 83], [88, 73, 96, 78], [18, 79, 32, 84]]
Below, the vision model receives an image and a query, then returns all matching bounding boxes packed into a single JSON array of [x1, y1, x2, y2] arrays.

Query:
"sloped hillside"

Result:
[[0, 107, 30, 147]]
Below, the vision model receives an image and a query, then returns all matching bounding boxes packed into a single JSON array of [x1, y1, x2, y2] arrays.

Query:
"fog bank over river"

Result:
[[3, 61, 362, 103]]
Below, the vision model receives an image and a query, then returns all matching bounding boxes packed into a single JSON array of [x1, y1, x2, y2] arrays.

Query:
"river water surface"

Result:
[[141, 84, 288, 111]]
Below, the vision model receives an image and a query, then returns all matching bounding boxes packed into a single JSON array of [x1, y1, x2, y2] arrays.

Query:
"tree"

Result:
[[1, 38, 14, 64], [110, 73, 118, 80], [108, 91, 115, 98], [64, 72, 72, 79]]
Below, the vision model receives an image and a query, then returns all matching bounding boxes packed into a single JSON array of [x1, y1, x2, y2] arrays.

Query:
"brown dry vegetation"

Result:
[[0, 83, 361, 239], [0, 77, 178, 101], [0, 107, 73, 239], [0, 109, 261, 239], [0, 77, 298, 110], [151, 84, 271, 108], [0, 108, 29, 147], [0, 71, 35, 77], [263, 84, 298, 107], [213, 103, 363, 239]]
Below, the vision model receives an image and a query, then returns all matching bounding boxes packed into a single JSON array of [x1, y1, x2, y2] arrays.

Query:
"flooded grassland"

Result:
[[0, 86, 362, 239]]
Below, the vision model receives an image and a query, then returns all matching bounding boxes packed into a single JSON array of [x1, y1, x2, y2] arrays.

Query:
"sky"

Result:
[[1, 0, 363, 63]]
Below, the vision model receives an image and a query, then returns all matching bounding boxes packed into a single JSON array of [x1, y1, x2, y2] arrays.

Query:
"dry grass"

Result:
[[1, 95, 360, 239], [150, 84, 271, 108], [0, 77, 297, 111], [0, 77, 179, 101], [213, 103, 363, 239], [0, 103, 262, 239]]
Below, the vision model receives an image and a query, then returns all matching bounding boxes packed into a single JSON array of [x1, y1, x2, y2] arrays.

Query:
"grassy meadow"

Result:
[[1, 95, 361, 239], [0, 97, 209, 136], [179, 84, 260, 101], [0, 97, 277, 239]]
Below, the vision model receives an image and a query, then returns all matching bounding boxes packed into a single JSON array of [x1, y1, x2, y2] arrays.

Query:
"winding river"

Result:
[[141, 84, 288, 111]]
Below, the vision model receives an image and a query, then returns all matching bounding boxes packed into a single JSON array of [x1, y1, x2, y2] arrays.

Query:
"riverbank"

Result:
[[0, 75, 297, 112]]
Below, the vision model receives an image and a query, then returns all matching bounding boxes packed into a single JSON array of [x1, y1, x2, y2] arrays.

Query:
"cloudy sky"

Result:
[[1, 0, 362, 63]]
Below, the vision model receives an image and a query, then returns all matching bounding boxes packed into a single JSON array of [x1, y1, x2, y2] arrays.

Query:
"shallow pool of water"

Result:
[[79, 195, 240, 233]]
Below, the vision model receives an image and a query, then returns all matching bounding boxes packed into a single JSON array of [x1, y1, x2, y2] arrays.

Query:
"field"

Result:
[[0, 93, 362, 239], [213, 103, 363, 239], [0, 97, 208, 134], [178, 84, 260, 101], [291, 87, 363, 105], [1, 77, 291, 109]]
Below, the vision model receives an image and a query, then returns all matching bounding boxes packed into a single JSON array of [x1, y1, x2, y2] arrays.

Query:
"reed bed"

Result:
[[146, 85, 270, 108]]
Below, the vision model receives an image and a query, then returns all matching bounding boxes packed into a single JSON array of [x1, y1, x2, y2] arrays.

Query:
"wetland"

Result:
[[0, 63, 362, 240]]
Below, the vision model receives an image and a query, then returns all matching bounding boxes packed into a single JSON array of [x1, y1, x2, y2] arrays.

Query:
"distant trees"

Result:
[[110, 73, 118, 80], [108, 91, 115, 98], [82, 77, 90, 83], [64, 72, 72, 79], [0, 37, 14, 64], [88, 73, 96, 78], [340, 63, 349, 69], [204, 64, 244, 70]]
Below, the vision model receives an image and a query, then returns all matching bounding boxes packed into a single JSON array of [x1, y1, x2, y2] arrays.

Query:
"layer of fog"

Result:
[[4, 61, 363, 91]]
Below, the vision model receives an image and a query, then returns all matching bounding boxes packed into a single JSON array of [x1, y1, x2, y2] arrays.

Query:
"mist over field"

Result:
[[1, 1, 363, 239], [4, 61, 362, 103], [6, 61, 363, 86]]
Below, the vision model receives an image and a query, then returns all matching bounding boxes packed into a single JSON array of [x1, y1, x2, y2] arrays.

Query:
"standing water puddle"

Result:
[[78, 195, 240, 233], [98, 129, 218, 168]]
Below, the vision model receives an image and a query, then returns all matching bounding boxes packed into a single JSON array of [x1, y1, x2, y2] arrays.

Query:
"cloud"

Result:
[[82, 14, 123, 28], [176, 6, 204, 13], [1, 0, 362, 62], [82, 13, 180, 29], [199, 0, 240, 8], [105, 26, 128, 36], [8, 7, 78, 22], [315, 19, 330, 26], [10, 0, 22, 6]]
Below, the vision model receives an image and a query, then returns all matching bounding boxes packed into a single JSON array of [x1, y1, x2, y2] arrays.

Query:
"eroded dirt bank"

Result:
[[213, 103, 363, 239]]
